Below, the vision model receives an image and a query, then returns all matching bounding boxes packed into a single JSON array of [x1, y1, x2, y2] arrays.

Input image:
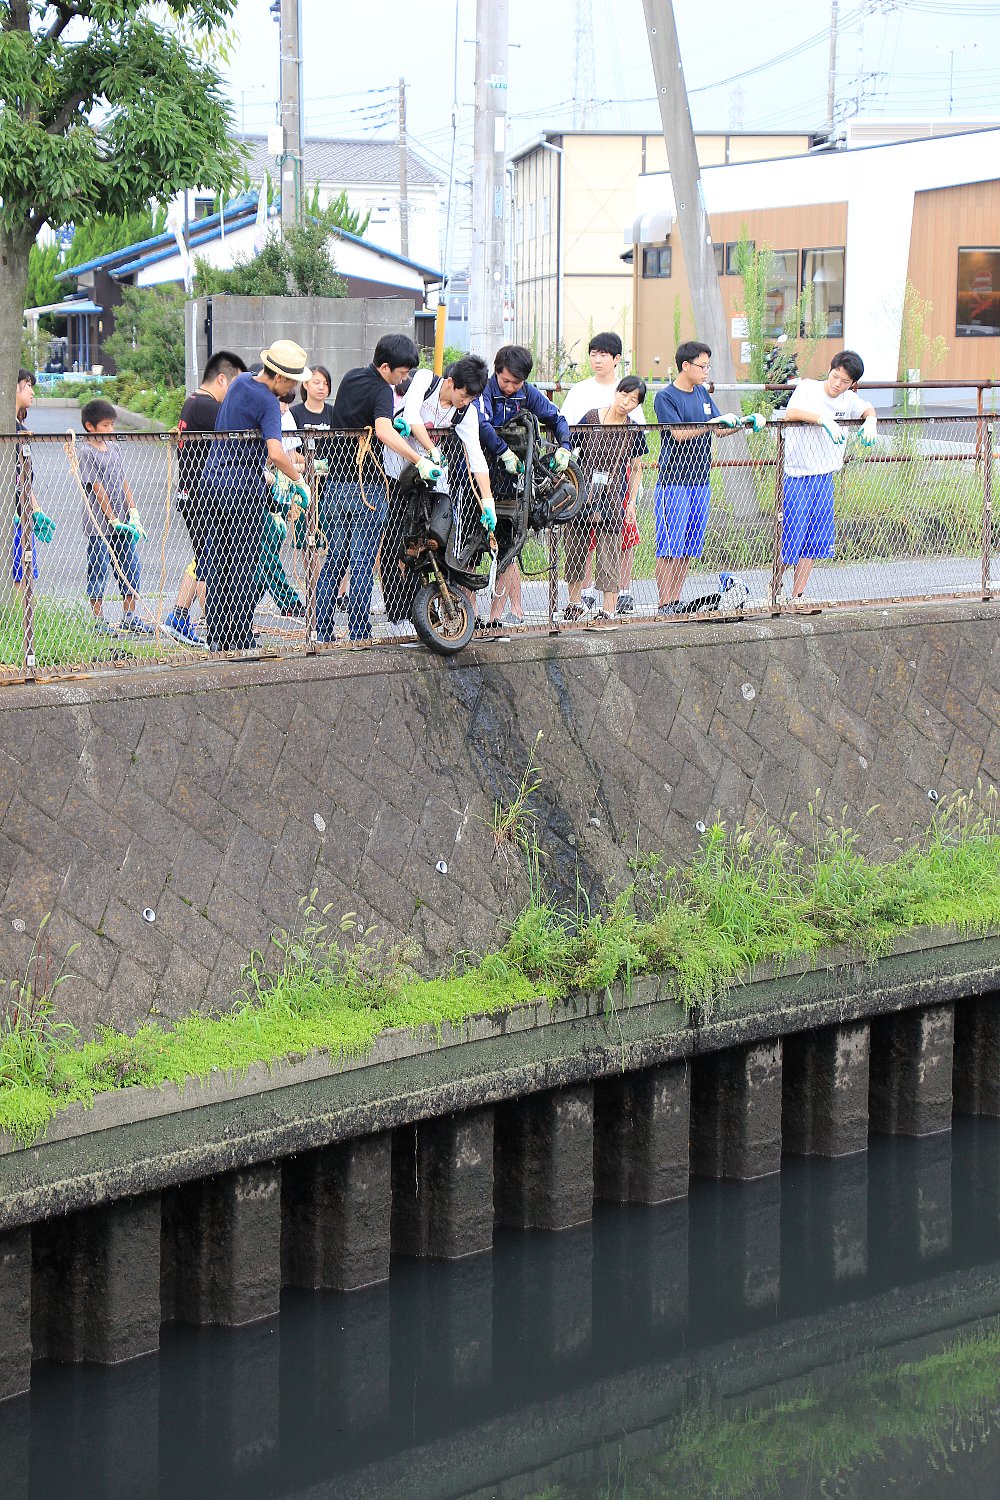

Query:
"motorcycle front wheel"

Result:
[[412, 581, 476, 656]]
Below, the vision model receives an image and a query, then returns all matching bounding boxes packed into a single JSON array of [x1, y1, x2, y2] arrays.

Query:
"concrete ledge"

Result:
[[1, 928, 997, 1230]]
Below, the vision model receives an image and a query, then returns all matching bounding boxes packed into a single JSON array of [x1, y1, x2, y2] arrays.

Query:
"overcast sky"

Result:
[[222, 0, 1000, 167]]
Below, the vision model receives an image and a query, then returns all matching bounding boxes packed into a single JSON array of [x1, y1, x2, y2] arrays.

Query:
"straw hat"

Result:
[[260, 339, 311, 381]]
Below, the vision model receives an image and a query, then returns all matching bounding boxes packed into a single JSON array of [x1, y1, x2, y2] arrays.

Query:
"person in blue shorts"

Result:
[[652, 342, 757, 615], [781, 350, 877, 600]]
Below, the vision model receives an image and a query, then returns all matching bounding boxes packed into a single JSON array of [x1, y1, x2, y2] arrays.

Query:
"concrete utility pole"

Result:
[[826, 0, 839, 137], [642, 0, 735, 385], [470, 0, 509, 356], [279, 0, 304, 227], [398, 77, 410, 259]]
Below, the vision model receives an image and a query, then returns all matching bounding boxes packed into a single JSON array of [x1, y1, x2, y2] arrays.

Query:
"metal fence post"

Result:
[[15, 433, 36, 682], [547, 527, 558, 630], [983, 420, 994, 602], [770, 423, 785, 611], [302, 442, 319, 652]]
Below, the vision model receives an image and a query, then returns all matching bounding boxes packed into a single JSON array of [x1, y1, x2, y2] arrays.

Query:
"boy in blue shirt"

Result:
[[477, 343, 573, 624], [652, 341, 756, 615]]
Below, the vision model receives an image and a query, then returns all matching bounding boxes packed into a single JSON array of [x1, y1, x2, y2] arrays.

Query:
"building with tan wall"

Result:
[[510, 131, 816, 374], [629, 125, 1000, 385]]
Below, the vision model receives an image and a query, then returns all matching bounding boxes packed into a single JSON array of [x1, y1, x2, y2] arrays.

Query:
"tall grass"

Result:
[[1, 790, 999, 1147]]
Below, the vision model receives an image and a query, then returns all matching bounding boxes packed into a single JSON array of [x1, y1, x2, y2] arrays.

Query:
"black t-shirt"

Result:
[[177, 390, 221, 507], [330, 365, 394, 481], [290, 400, 335, 467]]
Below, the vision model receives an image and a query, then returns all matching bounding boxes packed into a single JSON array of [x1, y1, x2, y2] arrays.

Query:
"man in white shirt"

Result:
[[782, 349, 877, 600], [560, 332, 646, 612]]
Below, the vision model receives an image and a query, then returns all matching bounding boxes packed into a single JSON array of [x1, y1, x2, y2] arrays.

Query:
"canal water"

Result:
[[3, 1118, 1000, 1498]]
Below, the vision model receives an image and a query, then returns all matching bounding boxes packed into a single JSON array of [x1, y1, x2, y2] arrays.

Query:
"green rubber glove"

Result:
[[264, 511, 288, 545], [820, 417, 846, 447], [128, 506, 147, 540], [500, 449, 523, 475], [290, 479, 311, 509], [859, 414, 878, 448], [712, 412, 742, 429], [742, 412, 766, 433], [393, 415, 411, 438], [32, 508, 56, 544], [480, 502, 497, 533], [111, 517, 144, 544], [416, 455, 442, 483], [429, 444, 443, 465], [550, 446, 572, 472]]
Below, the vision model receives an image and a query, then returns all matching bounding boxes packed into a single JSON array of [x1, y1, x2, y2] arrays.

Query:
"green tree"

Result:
[[103, 284, 187, 390], [0, 0, 242, 430], [194, 211, 347, 299], [25, 240, 61, 309]]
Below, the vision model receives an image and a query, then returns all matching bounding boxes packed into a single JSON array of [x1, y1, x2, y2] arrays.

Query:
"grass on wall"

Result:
[[1, 789, 999, 1147]]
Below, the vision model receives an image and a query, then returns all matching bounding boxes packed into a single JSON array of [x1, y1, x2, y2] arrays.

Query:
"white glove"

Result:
[[416, 456, 442, 483], [859, 414, 878, 448], [820, 417, 845, 447], [429, 445, 443, 465], [552, 446, 572, 472], [742, 412, 766, 433], [712, 412, 742, 428], [500, 449, 523, 475]]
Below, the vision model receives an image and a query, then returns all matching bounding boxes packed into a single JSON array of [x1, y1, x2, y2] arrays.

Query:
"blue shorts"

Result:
[[782, 473, 835, 566], [12, 525, 38, 584], [86, 532, 141, 600], [654, 483, 710, 559]]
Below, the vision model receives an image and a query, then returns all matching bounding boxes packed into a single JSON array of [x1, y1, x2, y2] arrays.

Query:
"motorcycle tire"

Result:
[[412, 581, 476, 656], [546, 457, 587, 524]]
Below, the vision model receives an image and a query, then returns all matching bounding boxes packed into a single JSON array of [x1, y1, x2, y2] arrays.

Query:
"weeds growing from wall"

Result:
[[1, 789, 999, 1147]]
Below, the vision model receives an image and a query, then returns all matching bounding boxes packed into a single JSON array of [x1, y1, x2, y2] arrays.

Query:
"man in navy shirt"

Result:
[[318, 333, 432, 643], [476, 344, 573, 625], [652, 341, 749, 615], [200, 340, 311, 652]]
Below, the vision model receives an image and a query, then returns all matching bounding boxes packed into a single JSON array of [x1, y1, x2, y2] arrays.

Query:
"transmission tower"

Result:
[[573, 0, 595, 129]]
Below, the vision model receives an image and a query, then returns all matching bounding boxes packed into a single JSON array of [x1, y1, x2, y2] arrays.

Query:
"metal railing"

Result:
[[0, 414, 994, 683]]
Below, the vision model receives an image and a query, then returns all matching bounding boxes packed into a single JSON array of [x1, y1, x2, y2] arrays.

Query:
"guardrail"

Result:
[[0, 413, 995, 682]]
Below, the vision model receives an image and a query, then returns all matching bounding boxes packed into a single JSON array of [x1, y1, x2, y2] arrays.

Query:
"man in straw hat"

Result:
[[200, 339, 312, 652]]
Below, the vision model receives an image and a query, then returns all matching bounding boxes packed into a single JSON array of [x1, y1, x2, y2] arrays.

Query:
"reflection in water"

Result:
[[3, 1121, 1000, 1498]]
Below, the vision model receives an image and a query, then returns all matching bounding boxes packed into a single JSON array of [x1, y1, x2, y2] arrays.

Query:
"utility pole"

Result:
[[470, 0, 509, 356], [278, 0, 304, 228], [573, 0, 595, 130], [642, 0, 735, 385], [398, 77, 410, 259], [826, 0, 839, 137]]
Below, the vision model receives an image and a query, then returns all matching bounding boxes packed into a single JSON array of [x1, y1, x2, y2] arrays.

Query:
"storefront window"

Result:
[[802, 247, 844, 337], [765, 251, 799, 336], [642, 246, 672, 278], [956, 248, 1000, 336]]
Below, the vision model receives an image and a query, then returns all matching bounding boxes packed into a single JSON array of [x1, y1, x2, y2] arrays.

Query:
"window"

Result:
[[765, 251, 799, 337], [956, 248, 1000, 337], [193, 197, 215, 220], [726, 240, 753, 276], [802, 247, 845, 337], [642, 246, 672, 278], [713, 243, 724, 275]]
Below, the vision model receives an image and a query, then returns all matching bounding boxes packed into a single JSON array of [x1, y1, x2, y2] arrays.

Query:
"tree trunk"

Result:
[[0, 226, 34, 618]]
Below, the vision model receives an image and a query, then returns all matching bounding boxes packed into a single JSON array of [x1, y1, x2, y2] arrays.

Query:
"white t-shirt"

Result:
[[561, 376, 646, 429], [783, 378, 868, 476], [382, 367, 488, 490]]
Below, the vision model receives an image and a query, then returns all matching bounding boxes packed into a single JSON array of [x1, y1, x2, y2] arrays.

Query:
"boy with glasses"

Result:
[[652, 341, 750, 615]]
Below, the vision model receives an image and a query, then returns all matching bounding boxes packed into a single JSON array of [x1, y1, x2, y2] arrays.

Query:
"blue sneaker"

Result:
[[160, 610, 205, 647], [119, 611, 155, 638]]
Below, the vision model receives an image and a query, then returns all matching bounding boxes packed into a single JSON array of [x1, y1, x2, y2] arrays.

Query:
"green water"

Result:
[[3, 1121, 1000, 1498]]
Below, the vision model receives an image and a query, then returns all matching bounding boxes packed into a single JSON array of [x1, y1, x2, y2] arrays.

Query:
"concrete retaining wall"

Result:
[[0, 602, 997, 1034]]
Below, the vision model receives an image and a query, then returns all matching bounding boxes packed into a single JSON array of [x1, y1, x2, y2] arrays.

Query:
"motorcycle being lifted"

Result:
[[398, 411, 586, 656]]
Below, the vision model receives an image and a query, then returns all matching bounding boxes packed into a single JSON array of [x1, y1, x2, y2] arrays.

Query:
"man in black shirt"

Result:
[[318, 332, 435, 643], [162, 351, 247, 646]]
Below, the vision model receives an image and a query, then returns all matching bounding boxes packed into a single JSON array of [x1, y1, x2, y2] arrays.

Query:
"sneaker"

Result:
[[591, 610, 615, 624], [657, 602, 682, 618], [119, 612, 155, 637], [562, 603, 586, 623], [719, 573, 751, 611], [580, 590, 598, 611], [336, 593, 350, 612], [160, 610, 206, 647], [92, 618, 118, 638], [615, 592, 635, 615]]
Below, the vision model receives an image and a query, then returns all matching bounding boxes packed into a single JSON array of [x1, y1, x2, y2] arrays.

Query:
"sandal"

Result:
[[562, 603, 585, 622]]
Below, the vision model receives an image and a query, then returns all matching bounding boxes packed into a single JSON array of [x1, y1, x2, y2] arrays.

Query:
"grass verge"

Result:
[[1, 790, 999, 1148]]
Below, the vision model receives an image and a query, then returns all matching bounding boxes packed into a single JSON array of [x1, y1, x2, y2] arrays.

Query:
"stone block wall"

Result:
[[0, 603, 997, 1033]]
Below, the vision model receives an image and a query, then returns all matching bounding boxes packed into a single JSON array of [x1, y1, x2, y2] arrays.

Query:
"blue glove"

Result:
[[32, 508, 56, 543], [480, 502, 497, 533], [393, 415, 411, 438], [742, 413, 766, 433]]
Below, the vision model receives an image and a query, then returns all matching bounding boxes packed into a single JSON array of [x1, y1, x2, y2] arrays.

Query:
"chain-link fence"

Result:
[[0, 414, 994, 680]]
